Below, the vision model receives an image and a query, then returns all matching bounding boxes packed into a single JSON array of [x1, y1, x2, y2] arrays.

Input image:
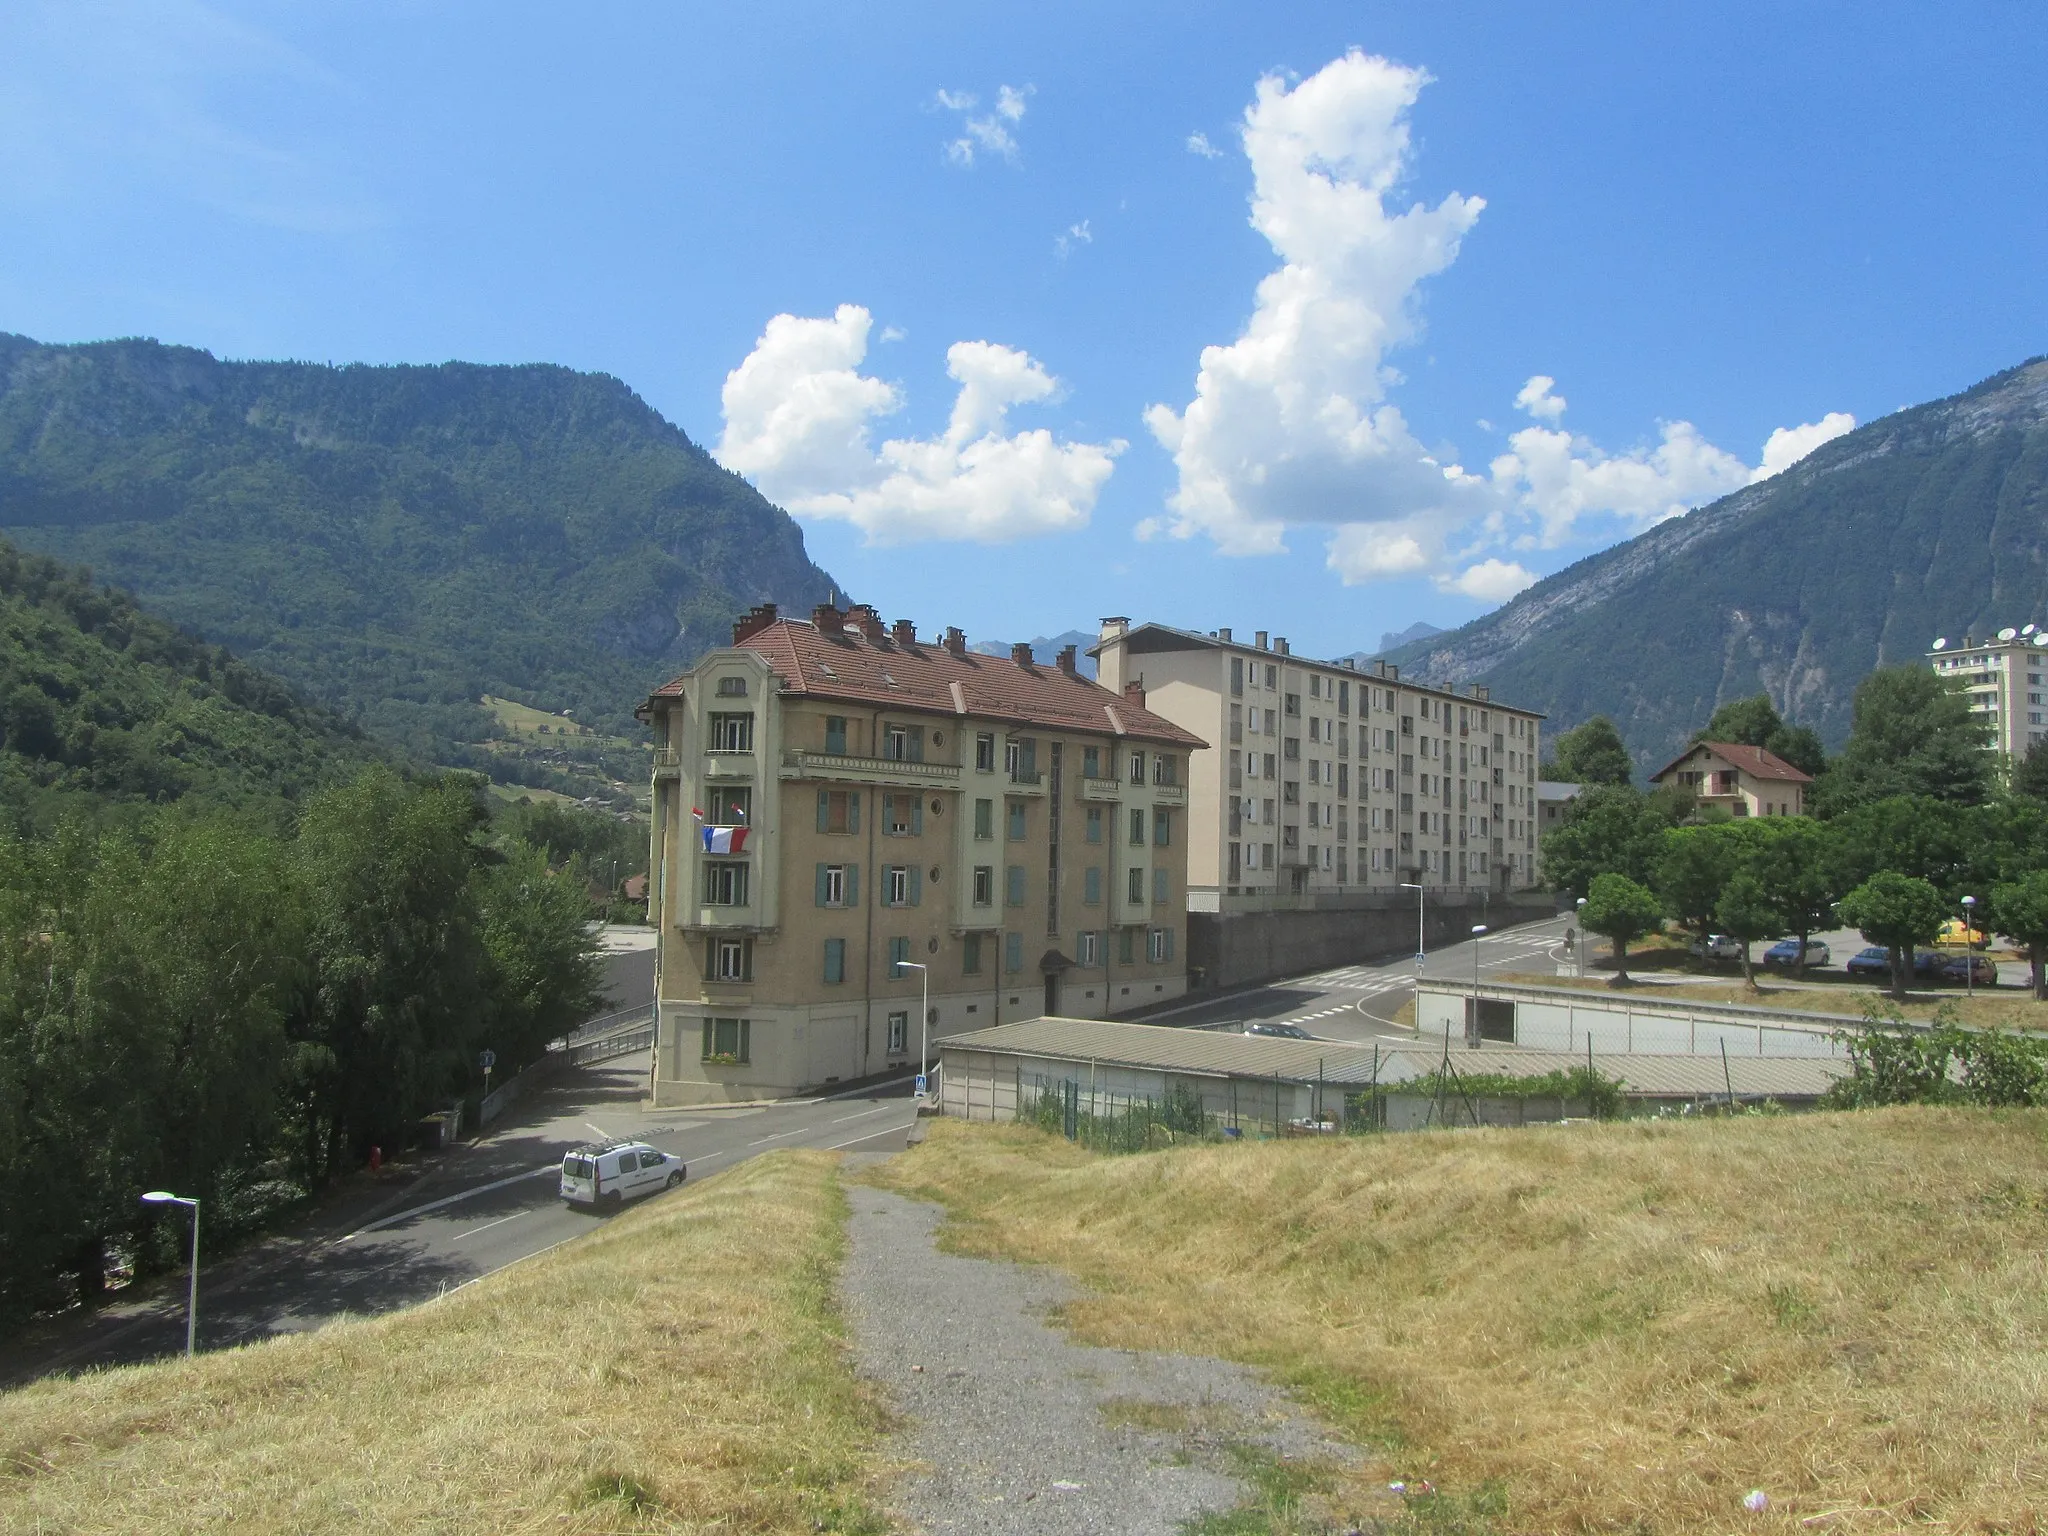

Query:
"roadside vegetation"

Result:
[[0, 1151, 888, 1535], [877, 1113, 2048, 1533]]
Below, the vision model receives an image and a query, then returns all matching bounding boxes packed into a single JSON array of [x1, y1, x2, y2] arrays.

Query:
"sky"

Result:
[[4, 2, 2045, 658]]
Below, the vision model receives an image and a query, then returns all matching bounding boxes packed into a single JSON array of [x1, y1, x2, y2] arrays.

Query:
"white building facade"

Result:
[[1929, 626, 2048, 758]]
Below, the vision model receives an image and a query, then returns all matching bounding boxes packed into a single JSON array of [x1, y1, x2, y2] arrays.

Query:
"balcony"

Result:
[[703, 752, 757, 781], [1081, 777, 1122, 802], [779, 750, 962, 789], [1150, 784, 1187, 807], [653, 747, 683, 778]]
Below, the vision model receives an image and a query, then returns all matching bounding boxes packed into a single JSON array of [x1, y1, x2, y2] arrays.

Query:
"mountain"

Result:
[[0, 533, 379, 831], [972, 629, 1098, 678], [1387, 358, 2048, 768], [0, 334, 837, 777], [1375, 620, 1443, 655]]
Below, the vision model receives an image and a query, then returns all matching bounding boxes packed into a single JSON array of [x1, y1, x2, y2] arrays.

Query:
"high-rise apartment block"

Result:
[[642, 602, 1205, 1105], [1929, 626, 2048, 757], [1092, 621, 1545, 903]]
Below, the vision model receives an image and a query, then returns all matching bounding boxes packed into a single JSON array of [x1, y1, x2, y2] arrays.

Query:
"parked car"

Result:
[[1688, 933, 1745, 961], [561, 1140, 685, 1210], [1845, 946, 1891, 978], [1244, 1021, 1314, 1040], [1941, 952, 1998, 986], [1937, 918, 1990, 950], [1913, 948, 1949, 979], [1762, 939, 1830, 969]]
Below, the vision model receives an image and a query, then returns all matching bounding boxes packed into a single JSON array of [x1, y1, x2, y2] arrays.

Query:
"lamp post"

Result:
[[140, 1191, 199, 1357], [898, 960, 931, 1094], [1400, 881, 1426, 973], [1961, 895, 1978, 997], [1575, 896, 1588, 979], [1468, 923, 1488, 1048]]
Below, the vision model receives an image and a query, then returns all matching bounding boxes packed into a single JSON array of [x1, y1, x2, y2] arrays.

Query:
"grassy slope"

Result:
[[0, 1153, 886, 1535], [1498, 968, 2048, 1030], [878, 1113, 2048, 1534]]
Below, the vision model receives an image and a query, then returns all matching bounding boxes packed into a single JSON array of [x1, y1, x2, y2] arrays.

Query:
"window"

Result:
[[974, 798, 993, 839], [815, 863, 856, 907], [888, 936, 911, 976], [1119, 928, 1136, 964], [709, 713, 754, 752], [1005, 932, 1024, 974], [1078, 930, 1100, 966], [701, 1017, 750, 1063], [1338, 680, 1350, 715], [883, 864, 920, 906], [883, 723, 920, 761], [1127, 867, 1144, 903], [887, 1012, 908, 1054], [1148, 927, 1174, 963], [1082, 745, 1101, 778], [963, 933, 983, 974], [825, 715, 847, 755], [1265, 664, 1277, 690], [1152, 754, 1178, 786], [1128, 750, 1146, 784], [1285, 693, 1301, 717], [711, 937, 752, 981], [1153, 867, 1168, 905], [817, 789, 858, 835], [884, 794, 921, 836], [976, 732, 996, 771], [1283, 737, 1300, 761], [1008, 801, 1027, 840], [823, 938, 845, 984], [973, 866, 994, 905], [1085, 806, 1103, 844], [1230, 656, 1244, 696], [1005, 738, 1021, 777], [1083, 866, 1102, 904], [702, 861, 749, 905], [1154, 810, 1173, 847], [710, 785, 751, 824], [715, 675, 748, 697], [1006, 865, 1026, 906], [1128, 808, 1146, 846], [1248, 705, 1261, 734]]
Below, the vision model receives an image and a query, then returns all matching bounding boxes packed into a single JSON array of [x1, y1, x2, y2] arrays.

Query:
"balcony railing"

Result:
[[1151, 785, 1187, 807], [779, 750, 962, 787], [652, 747, 683, 775], [1081, 777, 1122, 802], [703, 752, 757, 780]]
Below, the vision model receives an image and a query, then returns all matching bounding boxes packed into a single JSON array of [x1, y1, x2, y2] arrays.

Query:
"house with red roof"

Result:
[[1648, 741, 1812, 818], [637, 601, 1207, 1106]]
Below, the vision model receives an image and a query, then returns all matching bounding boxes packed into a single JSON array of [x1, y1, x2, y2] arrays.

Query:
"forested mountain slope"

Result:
[[0, 334, 837, 763], [0, 534, 379, 829], [1388, 358, 2048, 766]]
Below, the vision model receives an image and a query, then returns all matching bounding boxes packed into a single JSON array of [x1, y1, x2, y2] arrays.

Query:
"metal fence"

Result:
[[1015, 1073, 1351, 1150], [564, 1022, 655, 1067]]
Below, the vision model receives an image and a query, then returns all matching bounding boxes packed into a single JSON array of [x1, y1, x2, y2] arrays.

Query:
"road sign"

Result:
[[479, 1049, 497, 1072], [1413, 952, 1427, 972], [914, 1074, 928, 1097]]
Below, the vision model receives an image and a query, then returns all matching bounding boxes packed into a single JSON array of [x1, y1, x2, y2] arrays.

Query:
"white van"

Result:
[[560, 1141, 685, 1210]]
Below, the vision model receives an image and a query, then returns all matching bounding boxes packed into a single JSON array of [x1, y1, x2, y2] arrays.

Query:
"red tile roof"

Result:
[[1650, 740, 1813, 785], [648, 613, 1207, 749]]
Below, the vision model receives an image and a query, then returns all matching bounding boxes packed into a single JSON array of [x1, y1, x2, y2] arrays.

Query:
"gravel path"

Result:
[[841, 1187, 1356, 1535]]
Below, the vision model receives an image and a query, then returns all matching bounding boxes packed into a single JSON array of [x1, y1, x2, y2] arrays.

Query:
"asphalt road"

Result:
[[2, 1052, 918, 1384]]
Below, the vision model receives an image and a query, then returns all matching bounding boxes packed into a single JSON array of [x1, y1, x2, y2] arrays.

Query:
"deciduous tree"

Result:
[[1581, 873, 1664, 985], [1837, 871, 1948, 1001], [1543, 716, 1633, 787]]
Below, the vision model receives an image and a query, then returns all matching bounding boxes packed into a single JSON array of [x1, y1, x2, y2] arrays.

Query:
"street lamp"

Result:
[[1962, 895, 1978, 997], [1575, 896, 1588, 979], [140, 1191, 199, 1357], [1400, 882, 1426, 973], [1468, 923, 1489, 1048], [897, 960, 931, 1094]]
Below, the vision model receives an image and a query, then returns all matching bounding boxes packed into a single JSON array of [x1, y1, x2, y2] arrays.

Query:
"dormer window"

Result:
[[715, 676, 748, 697]]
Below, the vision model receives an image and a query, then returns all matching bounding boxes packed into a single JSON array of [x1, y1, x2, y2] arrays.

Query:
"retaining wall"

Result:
[[1188, 891, 1557, 992], [1414, 980, 1851, 1058]]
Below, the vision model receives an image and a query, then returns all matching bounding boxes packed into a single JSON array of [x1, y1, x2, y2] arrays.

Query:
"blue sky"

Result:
[[4, 2, 2044, 659]]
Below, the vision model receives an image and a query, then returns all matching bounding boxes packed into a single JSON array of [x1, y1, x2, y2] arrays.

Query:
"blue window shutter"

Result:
[[846, 863, 859, 907], [909, 730, 924, 763], [817, 790, 829, 833], [815, 863, 828, 906], [1007, 865, 1025, 906], [909, 865, 922, 905], [824, 938, 844, 984], [913, 800, 924, 835], [850, 794, 861, 834], [1084, 866, 1101, 904]]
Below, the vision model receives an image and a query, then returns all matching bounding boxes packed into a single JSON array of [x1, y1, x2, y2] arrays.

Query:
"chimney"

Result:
[[1011, 641, 1037, 668], [1341, 657, 1357, 670], [891, 618, 916, 647], [847, 603, 885, 642], [810, 599, 844, 634], [1123, 679, 1147, 708], [1218, 626, 1232, 643], [1056, 644, 1079, 677], [1098, 615, 1130, 643], [1469, 684, 1490, 701], [732, 603, 779, 644], [1255, 631, 1268, 650], [943, 625, 967, 656], [1275, 636, 1290, 656]]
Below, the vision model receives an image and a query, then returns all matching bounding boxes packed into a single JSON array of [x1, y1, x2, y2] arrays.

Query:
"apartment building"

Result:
[[1091, 620, 1545, 903], [1929, 626, 2048, 757], [641, 601, 1206, 1105]]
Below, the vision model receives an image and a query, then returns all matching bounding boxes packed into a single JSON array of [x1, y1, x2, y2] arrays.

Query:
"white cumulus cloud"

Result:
[[1436, 558, 1538, 603], [1513, 375, 1567, 423], [1752, 412, 1856, 482], [1185, 130, 1223, 159], [1143, 50, 1491, 562], [937, 83, 1032, 167], [715, 305, 1122, 546]]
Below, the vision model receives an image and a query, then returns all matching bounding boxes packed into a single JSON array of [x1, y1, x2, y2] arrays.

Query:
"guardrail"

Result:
[[565, 1024, 655, 1066]]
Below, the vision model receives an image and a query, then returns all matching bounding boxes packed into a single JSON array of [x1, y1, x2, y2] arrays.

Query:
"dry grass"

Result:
[[875, 1111, 2048, 1533], [483, 693, 596, 739], [1502, 968, 2048, 1030], [0, 1151, 888, 1535]]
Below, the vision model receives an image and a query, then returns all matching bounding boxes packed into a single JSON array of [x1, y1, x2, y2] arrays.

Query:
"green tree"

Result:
[[1692, 694, 1828, 778], [1581, 873, 1664, 985], [1818, 667, 1992, 813], [1652, 824, 1737, 947], [475, 841, 606, 1069], [1715, 871, 1781, 990], [1991, 871, 2048, 1001], [1747, 817, 1840, 976], [1543, 716, 1632, 787], [2012, 741, 2048, 805], [1837, 871, 1949, 1001], [1541, 786, 1678, 898]]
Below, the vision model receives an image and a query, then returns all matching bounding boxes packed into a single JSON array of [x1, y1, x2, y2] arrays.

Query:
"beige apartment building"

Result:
[[641, 602, 1206, 1105], [1929, 626, 2048, 758], [1091, 621, 1546, 904]]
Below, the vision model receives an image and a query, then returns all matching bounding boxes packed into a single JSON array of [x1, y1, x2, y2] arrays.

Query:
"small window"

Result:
[[1152, 755, 1178, 786], [1082, 745, 1101, 779], [1128, 751, 1146, 785], [819, 789, 857, 835], [888, 936, 911, 976], [702, 862, 749, 905], [884, 724, 912, 761], [1084, 866, 1102, 905], [1085, 806, 1103, 844], [885, 865, 910, 906], [1127, 868, 1144, 903], [1006, 865, 1026, 906], [1077, 930, 1099, 966], [823, 938, 845, 984], [701, 1017, 750, 1063], [715, 675, 748, 697], [1119, 928, 1136, 964], [815, 862, 856, 908], [963, 933, 983, 974], [885, 795, 912, 836], [710, 785, 751, 824], [1264, 664, 1277, 690], [1230, 657, 1243, 696], [1153, 868, 1169, 905], [1148, 928, 1174, 963], [1008, 801, 1027, 841], [825, 716, 848, 755], [1128, 808, 1145, 846], [887, 1012, 908, 1055], [974, 798, 994, 839], [973, 866, 994, 905], [1005, 931, 1023, 974], [976, 732, 997, 772], [1153, 810, 1172, 847], [709, 713, 754, 752], [712, 937, 751, 981]]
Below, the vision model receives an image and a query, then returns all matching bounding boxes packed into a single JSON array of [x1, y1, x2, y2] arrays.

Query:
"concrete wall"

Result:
[[1188, 890, 1556, 992], [1413, 981, 1848, 1058]]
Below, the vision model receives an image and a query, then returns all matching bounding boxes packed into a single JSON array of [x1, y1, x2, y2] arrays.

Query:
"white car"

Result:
[[560, 1141, 685, 1210], [1689, 934, 1745, 961]]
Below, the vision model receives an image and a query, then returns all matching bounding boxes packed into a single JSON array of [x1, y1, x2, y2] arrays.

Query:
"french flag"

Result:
[[700, 825, 750, 855]]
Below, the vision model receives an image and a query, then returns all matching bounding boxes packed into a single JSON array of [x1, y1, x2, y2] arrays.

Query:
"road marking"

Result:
[[830, 1103, 904, 1125], [336, 1164, 557, 1241], [585, 1121, 611, 1141], [824, 1122, 913, 1151], [451, 1210, 531, 1243]]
